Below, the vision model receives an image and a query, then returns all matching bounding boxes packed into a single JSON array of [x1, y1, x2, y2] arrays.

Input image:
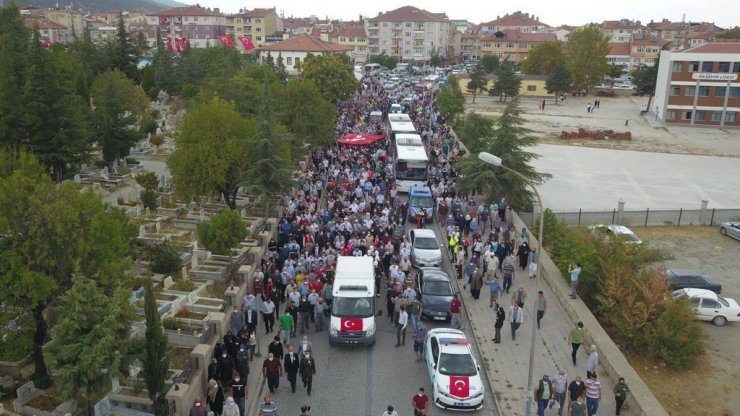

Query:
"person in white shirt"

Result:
[[395, 306, 408, 347], [509, 303, 523, 340], [381, 405, 399, 416]]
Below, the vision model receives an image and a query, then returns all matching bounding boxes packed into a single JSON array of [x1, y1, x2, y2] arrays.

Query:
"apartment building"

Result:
[[366, 6, 451, 63], [257, 34, 353, 74], [106, 10, 147, 32], [146, 6, 226, 49], [24, 17, 71, 45], [480, 11, 549, 34], [42, 8, 85, 37], [601, 19, 647, 43], [479, 31, 557, 62], [459, 33, 481, 62], [607, 43, 631, 67], [629, 35, 670, 67], [226, 8, 282, 47], [654, 43, 740, 127]]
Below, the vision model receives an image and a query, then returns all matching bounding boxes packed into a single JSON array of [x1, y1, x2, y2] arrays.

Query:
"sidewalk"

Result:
[[438, 224, 620, 416]]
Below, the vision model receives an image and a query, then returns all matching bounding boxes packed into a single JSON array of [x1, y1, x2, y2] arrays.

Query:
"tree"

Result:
[[632, 62, 659, 112], [490, 62, 521, 102], [520, 41, 563, 75], [436, 75, 466, 122], [111, 16, 138, 80], [545, 61, 572, 104], [466, 63, 488, 103], [717, 27, 740, 39], [300, 53, 358, 103], [152, 28, 177, 95], [456, 98, 550, 208], [136, 171, 159, 210], [47, 276, 133, 413], [0, 2, 30, 148], [278, 78, 336, 146], [454, 112, 495, 154], [479, 54, 500, 74], [367, 53, 397, 70], [429, 49, 444, 67], [142, 278, 169, 416], [566, 25, 610, 90], [168, 97, 254, 209], [144, 241, 182, 274], [606, 64, 624, 79], [197, 208, 247, 255]]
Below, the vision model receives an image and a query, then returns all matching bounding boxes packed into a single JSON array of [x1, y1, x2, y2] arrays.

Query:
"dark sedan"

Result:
[[666, 269, 722, 294], [417, 269, 455, 321]]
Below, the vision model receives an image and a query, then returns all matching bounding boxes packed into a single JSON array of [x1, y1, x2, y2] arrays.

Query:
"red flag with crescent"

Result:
[[339, 317, 363, 332], [174, 37, 181, 52], [238, 36, 255, 51], [449, 376, 470, 398], [159, 16, 169, 25], [41, 39, 51, 49], [218, 35, 235, 47], [166, 35, 173, 52], [180, 37, 189, 51]]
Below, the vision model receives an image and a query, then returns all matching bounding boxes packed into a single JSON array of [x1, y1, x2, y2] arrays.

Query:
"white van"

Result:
[[369, 111, 384, 123], [329, 256, 377, 345]]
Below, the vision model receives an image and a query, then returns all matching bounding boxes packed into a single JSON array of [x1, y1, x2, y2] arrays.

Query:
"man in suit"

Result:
[[299, 350, 316, 396], [297, 335, 313, 357], [244, 305, 259, 335], [283, 345, 300, 393]]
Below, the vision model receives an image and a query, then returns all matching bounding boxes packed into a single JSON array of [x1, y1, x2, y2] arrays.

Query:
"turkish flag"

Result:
[[180, 37, 189, 50], [449, 376, 470, 398], [40, 39, 51, 49], [159, 16, 169, 25], [166, 36, 173, 52], [238, 36, 255, 51], [175, 37, 182, 52], [218, 35, 235, 47], [340, 317, 363, 332]]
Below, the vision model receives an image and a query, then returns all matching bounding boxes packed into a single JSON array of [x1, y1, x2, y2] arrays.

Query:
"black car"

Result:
[[666, 269, 722, 294], [417, 268, 455, 321]]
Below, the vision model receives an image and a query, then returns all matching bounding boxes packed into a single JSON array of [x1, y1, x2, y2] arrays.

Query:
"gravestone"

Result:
[[191, 254, 198, 268], [163, 276, 174, 290], [73, 174, 81, 184], [187, 291, 197, 305], [182, 266, 188, 279], [139, 225, 146, 238], [16, 381, 36, 403], [111, 377, 120, 392], [155, 221, 161, 233], [94, 397, 111, 416]]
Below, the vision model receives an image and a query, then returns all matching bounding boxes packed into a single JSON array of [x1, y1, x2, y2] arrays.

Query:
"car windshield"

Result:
[[438, 352, 477, 376], [716, 295, 730, 307], [414, 237, 439, 250], [424, 281, 453, 296], [410, 196, 433, 208], [332, 297, 374, 318]]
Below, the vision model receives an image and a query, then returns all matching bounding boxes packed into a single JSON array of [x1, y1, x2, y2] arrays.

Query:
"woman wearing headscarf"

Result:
[[189, 398, 207, 416], [206, 379, 225, 416], [222, 397, 240, 416]]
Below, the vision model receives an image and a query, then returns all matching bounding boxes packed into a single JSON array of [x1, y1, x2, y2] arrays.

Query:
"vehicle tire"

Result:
[[720, 227, 727, 236], [712, 315, 727, 326]]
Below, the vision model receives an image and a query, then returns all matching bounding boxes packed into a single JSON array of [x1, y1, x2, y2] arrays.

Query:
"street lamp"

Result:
[[478, 151, 544, 416]]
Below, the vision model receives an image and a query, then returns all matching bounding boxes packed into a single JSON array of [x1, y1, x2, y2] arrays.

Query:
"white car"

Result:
[[672, 288, 740, 326], [424, 328, 484, 410], [719, 221, 740, 241], [408, 229, 442, 268], [588, 224, 642, 245]]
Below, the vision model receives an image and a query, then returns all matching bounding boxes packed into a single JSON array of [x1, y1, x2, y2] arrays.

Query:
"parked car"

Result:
[[666, 269, 722, 294], [416, 268, 455, 321], [672, 288, 740, 326], [408, 229, 442, 268], [424, 328, 485, 410], [588, 224, 642, 245], [719, 221, 740, 241]]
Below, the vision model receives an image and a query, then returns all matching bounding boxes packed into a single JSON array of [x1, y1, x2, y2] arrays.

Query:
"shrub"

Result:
[[145, 242, 181, 274], [647, 298, 704, 369], [197, 208, 247, 255], [94, 160, 108, 169], [171, 279, 195, 292], [149, 134, 165, 147], [126, 157, 141, 165], [140, 189, 158, 210], [162, 317, 182, 331], [136, 171, 159, 191]]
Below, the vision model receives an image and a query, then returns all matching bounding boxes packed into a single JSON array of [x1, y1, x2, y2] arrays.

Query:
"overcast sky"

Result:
[[187, 0, 737, 28]]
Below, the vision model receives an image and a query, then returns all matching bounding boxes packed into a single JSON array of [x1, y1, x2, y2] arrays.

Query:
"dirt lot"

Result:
[[633, 226, 740, 416]]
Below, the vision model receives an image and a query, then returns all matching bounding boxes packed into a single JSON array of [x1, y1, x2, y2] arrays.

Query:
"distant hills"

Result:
[[14, 0, 188, 12]]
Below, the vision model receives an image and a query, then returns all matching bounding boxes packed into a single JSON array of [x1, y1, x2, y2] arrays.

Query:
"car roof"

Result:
[[412, 229, 437, 238], [668, 268, 702, 277], [608, 225, 635, 234], [422, 273, 451, 282], [430, 329, 472, 353], [675, 288, 719, 298]]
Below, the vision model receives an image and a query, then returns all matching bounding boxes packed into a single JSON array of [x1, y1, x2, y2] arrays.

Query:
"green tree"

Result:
[[466, 62, 488, 103], [47, 276, 133, 413], [300, 53, 358, 103], [566, 25, 610, 90], [137, 171, 159, 210], [168, 97, 254, 209], [111, 16, 138, 79], [479, 54, 500, 74], [152, 28, 177, 95], [649, 298, 704, 369], [520, 41, 563, 75], [717, 27, 740, 39], [436, 75, 466, 122], [455, 112, 495, 154], [545, 61, 572, 104], [490, 62, 521, 102], [278, 78, 336, 146], [429, 49, 443, 67], [367, 53, 398, 70], [144, 241, 181, 274], [142, 278, 169, 415], [606, 64, 624, 79], [456, 97, 550, 208], [0, 2, 30, 147], [197, 208, 247, 255], [631, 62, 659, 112]]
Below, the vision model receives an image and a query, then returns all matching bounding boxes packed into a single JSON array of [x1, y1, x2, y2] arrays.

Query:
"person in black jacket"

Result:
[[268, 336, 284, 360], [299, 351, 317, 396], [283, 345, 300, 393], [217, 351, 234, 391], [493, 305, 505, 344], [207, 358, 220, 384], [206, 379, 225, 416]]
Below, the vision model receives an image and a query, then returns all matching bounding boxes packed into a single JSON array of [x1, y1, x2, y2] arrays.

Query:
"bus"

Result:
[[363, 63, 381, 76], [388, 118, 417, 143], [394, 135, 428, 193]]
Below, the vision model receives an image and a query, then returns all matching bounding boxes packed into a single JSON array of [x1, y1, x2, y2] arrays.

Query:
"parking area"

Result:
[[631, 225, 740, 416]]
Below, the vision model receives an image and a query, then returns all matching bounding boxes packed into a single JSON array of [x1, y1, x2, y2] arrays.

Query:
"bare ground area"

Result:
[[633, 226, 740, 416], [465, 95, 740, 158]]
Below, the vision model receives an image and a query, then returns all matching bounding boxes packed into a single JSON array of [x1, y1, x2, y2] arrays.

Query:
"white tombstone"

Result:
[[145, 207, 150, 216], [199, 209, 205, 221], [191, 253, 198, 268], [73, 174, 82, 184], [135, 205, 143, 216], [94, 398, 112, 416], [181, 266, 188, 279], [240, 208, 246, 218], [16, 381, 37, 403], [139, 225, 146, 238], [192, 241, 198, 251], [155, 221, 161, 233]]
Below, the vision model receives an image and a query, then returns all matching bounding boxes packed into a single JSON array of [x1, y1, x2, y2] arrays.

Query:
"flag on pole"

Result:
[[41, 39, 51, 49], [218, 35, 235, 47], [166, 35, 173, 52], [180, 37, 189, 51], [174, 37, 181, 52], [237, 36, 256, 51]]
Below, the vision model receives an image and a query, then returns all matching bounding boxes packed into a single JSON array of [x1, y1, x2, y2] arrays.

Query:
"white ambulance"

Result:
[[329, 256, 377, 345]]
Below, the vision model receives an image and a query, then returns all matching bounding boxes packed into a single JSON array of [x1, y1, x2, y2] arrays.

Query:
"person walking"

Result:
[[258, 395, 278, 416], [190, 399, 207, 416], [470, 268, 483, 300], [261, 352, 283, 394], [283, 346, 300, 393], [502, 260, 515, 294], [313, 298, 327, 332], [534, 374, 554, 416], [450, 294, 462, 330], [412, 322, 427, 362], [396, 305, 409, 347], [230, 372, 247, 416], [568, 376, 586, 404], [536, 291, 547, 329], [278, 309, 293, 345], [514, 286, 527, 308], [568, 263, 581, 299], [585, 374, 601, 416], [552, 370, 568, 416], [485, 278, 502, 307], [569, 395, 587, 416], [409, 298, 423, 330], [411, 387, 430, 416], [528, 248, 538, 278], [268, 336, 284, 360], [381, 405, 399, 416], [299, 296, 312, 332], [262, 297, 276, 333], [299, 350, 316, 396], [206, 379, 225, 416], [586, 345, 599, 380], [509, 302, 523, 340], [298, 335, 314, 356], [568, 322, 585, 365], [613, 377, 630, 416], [222, 397, 239, 416], [493, 305, 505, 343]]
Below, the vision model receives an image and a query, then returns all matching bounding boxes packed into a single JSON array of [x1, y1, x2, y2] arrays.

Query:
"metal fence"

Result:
[[519, 208, 740, 228]]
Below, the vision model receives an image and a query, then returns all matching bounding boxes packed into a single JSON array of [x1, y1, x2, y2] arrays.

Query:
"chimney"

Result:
[[682, 13, 686, 23], [214, 7, 219, 14]]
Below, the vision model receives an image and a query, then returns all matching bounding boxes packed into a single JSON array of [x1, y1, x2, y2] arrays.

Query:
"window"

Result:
[[712, 112, 722, 122], [716, 87, 727, 97], [727, 112, 737, 122], [701, 299, 720, 309], [382, 22, 388, 27], [256, 36, 261, 41], [683, 111, 692, 120], [405, 22, 411, 27], [506, 42, 514, 48], [294, 57, 300, 65], [695, 110, 706, 121], [688, 62, 700, 72], [256, 19, 261, 23], [286, 57, 292, 65], [685, 86, 695, 96], [731, 87, 740, 98], [527, 85, 536, 91], [719, 62, 731, 72], [698, 86, 709, 97], [666, 110, 676, 120], [670, 86, 681, 96], [701, 61, 714, 72]]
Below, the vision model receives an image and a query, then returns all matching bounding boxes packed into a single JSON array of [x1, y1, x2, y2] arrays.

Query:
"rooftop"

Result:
[[258, 34, 354, 53], [148, 6, 222, 18], [368, 6, 447, 23], [681, 42, 740, 54], [608, 42, 631, 56], [483, 11, 548, 28], [24, 17, 66, 30]]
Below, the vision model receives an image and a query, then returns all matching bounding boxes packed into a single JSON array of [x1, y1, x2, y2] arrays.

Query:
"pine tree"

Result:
[[143, 278, 169, 416], [545, 61, 572, 104], [112, 16, 138, 80], [466, 62, 488, 103], [0, 1, 30, 147], [490, 62, 521, 102]]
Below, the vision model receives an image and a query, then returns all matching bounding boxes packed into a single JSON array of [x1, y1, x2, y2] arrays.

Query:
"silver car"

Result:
[[719, 222, 740, 241]]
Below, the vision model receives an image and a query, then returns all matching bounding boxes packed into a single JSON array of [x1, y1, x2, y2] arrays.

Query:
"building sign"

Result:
[[692, 73, 738, 81]]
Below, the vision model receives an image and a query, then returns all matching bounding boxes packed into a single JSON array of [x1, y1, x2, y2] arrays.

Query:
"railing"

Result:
[[520, 207, 740, 228]]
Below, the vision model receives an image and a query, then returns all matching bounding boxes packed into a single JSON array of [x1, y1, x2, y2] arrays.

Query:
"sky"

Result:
[[186, 0, 738, 29]]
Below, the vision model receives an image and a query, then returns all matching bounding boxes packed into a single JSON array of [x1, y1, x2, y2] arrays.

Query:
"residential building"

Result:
[[257, 34, 353, 74], [480, 11, 549, 34], [281, 17, 316, 36], [146, 6, 226, 49], [456, 74, 548, 96], [366, 5, 452, 63], [459, 33, 481, 62], [550, 27, 572, 42], [479, 31, 557, 62], [42, 8, 85, 37], [630, 34, 670, 67], [225, 7, 282, 47], [607, 42, 631, 67], [89, 25, 118, 44], [332, 25, 369, 63], [24, 17, 71, 45], [601, 19, 647, 43], [653, 43, 740, 127], [106, 10, 147, 32], [647, 19, 691, 50]]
